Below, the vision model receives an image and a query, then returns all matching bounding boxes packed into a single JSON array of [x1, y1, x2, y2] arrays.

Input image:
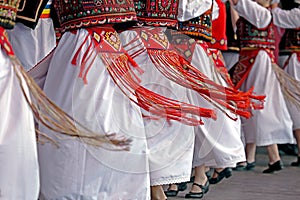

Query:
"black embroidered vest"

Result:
[[177, 7, 213, 42], [134, 0, 178, 28], [52, 0, 137, 34], [236, 17, 275, 50]]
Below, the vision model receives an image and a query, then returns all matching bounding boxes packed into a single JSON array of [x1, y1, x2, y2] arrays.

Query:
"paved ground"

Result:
[[168, 148, 300, 200]]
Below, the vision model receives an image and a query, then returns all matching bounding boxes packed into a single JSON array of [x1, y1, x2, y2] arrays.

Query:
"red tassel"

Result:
[[71, 34, 90, 66], [147, 49, 265, 118], [100, 52, 218, 124]]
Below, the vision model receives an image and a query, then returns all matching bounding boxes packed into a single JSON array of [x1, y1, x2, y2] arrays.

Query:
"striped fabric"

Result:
[[41, 0, 51, 18]]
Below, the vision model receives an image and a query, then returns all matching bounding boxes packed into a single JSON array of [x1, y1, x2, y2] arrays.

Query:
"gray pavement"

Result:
[[169, 149, 300, 200]]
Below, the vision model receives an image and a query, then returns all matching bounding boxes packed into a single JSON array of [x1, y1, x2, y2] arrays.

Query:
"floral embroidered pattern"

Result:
[[237, 17, 275, 50], [134, 0, 178, 28], [177, 9, 212, 41], [53, 0, 137, 33], [280, 28, 300, 53], [0, 0, 20, 29]]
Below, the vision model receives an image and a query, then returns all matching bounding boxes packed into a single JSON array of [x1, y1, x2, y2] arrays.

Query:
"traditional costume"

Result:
[[0, 5, 39, 196], [180, 0, 246, 169], [277, 1, 300, 130], [1, 1, 135, 198], [231, 0, 295, 146], [37, 0, 219, 199], [120, 28, 195, 187], [37, 1, 150, 199]]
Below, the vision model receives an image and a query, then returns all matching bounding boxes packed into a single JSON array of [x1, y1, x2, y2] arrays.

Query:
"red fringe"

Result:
[[68, 27, 221, 125], [100, 53, 217, 125], [147, 49, 266, 119]]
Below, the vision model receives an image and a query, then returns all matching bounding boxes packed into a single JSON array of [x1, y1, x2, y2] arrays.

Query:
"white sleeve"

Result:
[[233, 0, 271, 28], [177, 0, 212, 22], [272, 7, 300, 28], [212, 0, 220, 20]]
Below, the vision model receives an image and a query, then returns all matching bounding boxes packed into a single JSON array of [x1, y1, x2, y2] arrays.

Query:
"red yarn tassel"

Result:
[[100, 52, 217, 124], [147, 49, 265, 118]]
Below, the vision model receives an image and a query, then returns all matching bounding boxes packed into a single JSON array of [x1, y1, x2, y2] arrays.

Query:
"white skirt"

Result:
[[8, 18, 56, 71], [38, 29, 150, 200], [239, 50, 294, 146], [0, 48, 39, 199], [189, 44, 245, 168], [119, 29, 194, 186], [279, 53, 300, 130]]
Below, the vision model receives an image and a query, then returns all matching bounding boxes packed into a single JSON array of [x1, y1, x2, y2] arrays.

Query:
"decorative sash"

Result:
[[232, 49, 275, 90], [125, 27, 267, 119], [70, 26, 217, 126]]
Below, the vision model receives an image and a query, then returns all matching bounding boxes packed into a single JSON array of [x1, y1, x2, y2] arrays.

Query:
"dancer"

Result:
[[231, 0, 298, 173], [37, 0, 219, 199], [0, 1, 39, 197], [277, 0, 300, 166], [1, 1, 122, 199]]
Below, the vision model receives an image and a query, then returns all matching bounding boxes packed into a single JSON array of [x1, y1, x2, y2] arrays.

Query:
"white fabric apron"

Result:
[[38, 29, 150, 200], [240, 50, 294, 146], [189, 43, 245, 168], [119, 29, 194, 186], [0, 48, 39, 200]]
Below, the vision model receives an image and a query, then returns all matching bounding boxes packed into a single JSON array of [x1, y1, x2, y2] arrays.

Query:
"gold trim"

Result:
[[16, 0, 43, 22], [18, 0, 26, 12]]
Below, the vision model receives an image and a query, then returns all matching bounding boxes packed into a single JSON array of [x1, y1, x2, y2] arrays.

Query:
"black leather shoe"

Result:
[[278, 144, 298, 156], [246, 162, 256, 170], [262, 160, 283, 173], [178, 182, 187, 191], [164, 189, 178, 197], [205, 170, 212, 179], [209, 168, 232, 184], [291, 157, 300, 166], [233, 162, 256, 171], [185, 181, 209, 199], [164, 182, 187, 197], [189, 176, 195, 183], [233, 162, 247, 171]]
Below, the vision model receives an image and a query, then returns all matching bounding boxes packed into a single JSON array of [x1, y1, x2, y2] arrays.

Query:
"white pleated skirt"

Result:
[[189, 44, 245, 168], [239, 50, 294, 146], [38, 29, 150, 200], [0, 48, 39, 199], [119, 29, 194, 186]]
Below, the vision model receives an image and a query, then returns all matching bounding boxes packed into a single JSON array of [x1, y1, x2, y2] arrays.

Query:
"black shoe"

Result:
[[233, 162, 256, 171], [164, 188, 178, 197], [246, 162, 256, 170], [233, 162, 246, 171], [262, 160, 283, 173], [164, 182, 187, 197], [205, 170, 212, 179], [291, 157, 300, 166], [189, 176, 195, 183], [178, 182, 187, 191], [209, 168, 232, 184], [278, 144, 298, 156], [185, 181, 209, 199]]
